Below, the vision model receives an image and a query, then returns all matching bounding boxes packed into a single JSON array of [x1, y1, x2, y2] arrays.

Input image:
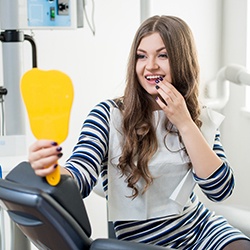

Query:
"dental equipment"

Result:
[[204, 64, 250, 110]]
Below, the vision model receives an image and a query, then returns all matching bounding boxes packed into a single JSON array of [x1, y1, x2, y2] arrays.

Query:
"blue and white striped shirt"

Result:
[[65, 99, 249, 249]]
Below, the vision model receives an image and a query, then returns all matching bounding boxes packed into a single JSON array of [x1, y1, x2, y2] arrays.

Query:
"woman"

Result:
[[29, 15, 250, 249]]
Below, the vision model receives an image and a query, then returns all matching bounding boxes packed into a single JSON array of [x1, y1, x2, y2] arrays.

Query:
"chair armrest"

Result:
[[207, 204, 250, 237], [90, 238, 169, 250]]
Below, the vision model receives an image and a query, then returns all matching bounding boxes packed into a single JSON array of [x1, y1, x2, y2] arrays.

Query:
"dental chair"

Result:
[[0, 161, 166, 250]]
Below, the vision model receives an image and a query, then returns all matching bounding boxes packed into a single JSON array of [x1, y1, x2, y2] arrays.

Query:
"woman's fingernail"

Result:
[[159, 76, 163, 81], [57, 153, 63, 158], [155, 96, 159, 101], [51, 141, 58, 146], [56, 147, 62, 152], [155, 85, 160, 90], [53, 164, 58, 169], [155, 79, 160, 84]]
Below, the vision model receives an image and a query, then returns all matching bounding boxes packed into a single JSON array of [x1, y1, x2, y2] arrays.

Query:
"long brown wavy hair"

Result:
[[115, 15, 201, 199]]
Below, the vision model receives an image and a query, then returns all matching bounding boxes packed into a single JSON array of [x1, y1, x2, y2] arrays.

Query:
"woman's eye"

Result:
[[159, 53, 168, 58], [136, 54, 146, 59]]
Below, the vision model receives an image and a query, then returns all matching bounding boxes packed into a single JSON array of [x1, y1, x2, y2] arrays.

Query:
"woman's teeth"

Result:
[[146, 75, 161, 80]]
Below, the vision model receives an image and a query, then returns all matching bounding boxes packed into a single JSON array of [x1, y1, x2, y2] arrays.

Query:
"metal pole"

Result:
[[1, 32, 26, 135], [10, 222, 31, 250], [140, 0, 151, 23], [0, 1, 31, 249]]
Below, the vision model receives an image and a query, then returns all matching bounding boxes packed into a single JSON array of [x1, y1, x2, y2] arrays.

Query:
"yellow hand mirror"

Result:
[[21, 68, 74, 186]]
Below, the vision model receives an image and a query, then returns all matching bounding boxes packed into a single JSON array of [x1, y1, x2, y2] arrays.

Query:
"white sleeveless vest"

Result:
[[107, 107, 224, 221]]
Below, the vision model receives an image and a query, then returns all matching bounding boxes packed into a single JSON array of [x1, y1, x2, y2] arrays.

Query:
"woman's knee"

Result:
[[223, 239, 250, 250]]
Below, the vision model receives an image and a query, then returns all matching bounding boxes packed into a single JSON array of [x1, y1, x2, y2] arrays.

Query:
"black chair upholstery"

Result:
[[0, 162, 166, 250]]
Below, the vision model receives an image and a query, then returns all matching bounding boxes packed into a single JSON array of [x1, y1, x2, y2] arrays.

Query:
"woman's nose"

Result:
[[146, 58, 159, 70]]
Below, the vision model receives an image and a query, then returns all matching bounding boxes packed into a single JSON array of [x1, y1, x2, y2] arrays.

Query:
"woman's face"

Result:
[[136, 32, 171, 98]]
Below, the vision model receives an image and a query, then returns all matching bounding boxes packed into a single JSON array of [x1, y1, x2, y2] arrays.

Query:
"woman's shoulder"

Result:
[[200, 106, 225, 127], [89, 99, 120, 118], [95, 98, 121, 110], [199, 106, 225, 148]]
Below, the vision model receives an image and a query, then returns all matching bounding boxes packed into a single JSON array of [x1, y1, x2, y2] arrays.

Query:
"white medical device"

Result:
[[0, 0, 83, 30], [204, 64, 250, 110]]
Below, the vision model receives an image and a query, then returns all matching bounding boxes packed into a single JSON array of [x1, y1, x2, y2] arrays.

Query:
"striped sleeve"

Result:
[[64, 100, 114, 198], [193, 130, 235, 202]]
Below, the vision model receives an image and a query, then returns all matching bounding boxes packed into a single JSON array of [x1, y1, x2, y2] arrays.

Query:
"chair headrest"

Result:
[[5, 161, 92, 237]]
